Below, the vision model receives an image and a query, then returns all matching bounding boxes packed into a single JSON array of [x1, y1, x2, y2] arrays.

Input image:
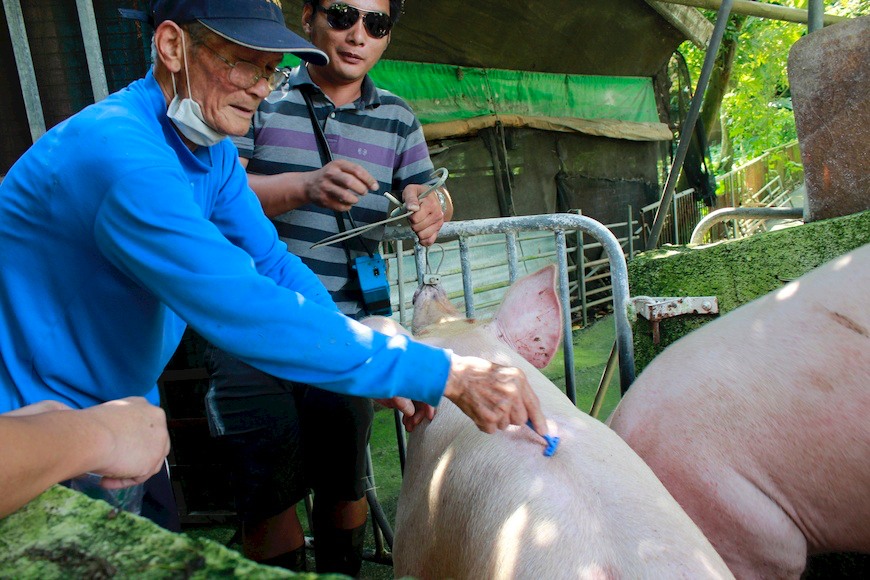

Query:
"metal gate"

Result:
[[382, 213, 636, 401]]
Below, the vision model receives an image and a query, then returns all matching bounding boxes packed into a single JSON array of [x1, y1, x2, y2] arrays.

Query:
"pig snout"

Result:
[[412, 282, 448, 307]]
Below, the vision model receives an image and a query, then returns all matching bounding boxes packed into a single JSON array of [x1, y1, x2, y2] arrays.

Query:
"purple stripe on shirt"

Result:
[[400, 140, 431, 167], [257, 126, 318, 152], [329, 136, 396, 169]]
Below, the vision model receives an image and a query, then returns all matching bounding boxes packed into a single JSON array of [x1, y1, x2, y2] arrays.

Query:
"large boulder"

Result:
[[788, 16, 870, 222]]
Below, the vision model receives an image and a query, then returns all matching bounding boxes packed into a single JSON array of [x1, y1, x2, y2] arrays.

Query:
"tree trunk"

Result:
[[700, 15, 746, 146]]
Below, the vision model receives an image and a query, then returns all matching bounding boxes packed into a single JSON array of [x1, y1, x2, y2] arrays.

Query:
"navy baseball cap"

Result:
[[120, 0, 327, 64]]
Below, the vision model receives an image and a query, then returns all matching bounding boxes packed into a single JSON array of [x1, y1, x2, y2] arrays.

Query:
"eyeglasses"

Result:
[[200, 43, 288, 91], [314, 3, 393, 39]]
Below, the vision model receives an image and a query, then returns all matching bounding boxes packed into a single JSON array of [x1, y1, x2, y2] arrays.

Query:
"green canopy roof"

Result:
[[280, 57, 668, 140], [368, 60, 661, 125]]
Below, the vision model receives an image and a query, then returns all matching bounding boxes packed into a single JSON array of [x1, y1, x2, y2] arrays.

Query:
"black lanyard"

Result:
[[300, 88, 374, 261]]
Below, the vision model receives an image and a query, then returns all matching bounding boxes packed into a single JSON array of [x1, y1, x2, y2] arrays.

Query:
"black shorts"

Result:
[[204, 346, 374, 522]]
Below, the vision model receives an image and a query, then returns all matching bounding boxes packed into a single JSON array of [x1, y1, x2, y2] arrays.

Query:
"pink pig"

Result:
[[369, 265, 732, 579], [608, 244, 870, 578]]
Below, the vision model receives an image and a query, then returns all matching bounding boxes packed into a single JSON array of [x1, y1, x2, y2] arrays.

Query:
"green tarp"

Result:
[[281, 57, 661, 126]]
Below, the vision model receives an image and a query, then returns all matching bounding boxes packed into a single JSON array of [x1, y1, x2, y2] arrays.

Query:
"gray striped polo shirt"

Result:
[[232, 65, 434, 316]]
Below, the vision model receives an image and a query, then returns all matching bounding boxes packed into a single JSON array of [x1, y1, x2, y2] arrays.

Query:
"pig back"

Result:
[[394, 318, 733, 579], [608, 244, 870, 571]]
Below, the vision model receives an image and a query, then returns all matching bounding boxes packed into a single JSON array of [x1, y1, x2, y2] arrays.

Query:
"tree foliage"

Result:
[[680, 1, 869, 168]]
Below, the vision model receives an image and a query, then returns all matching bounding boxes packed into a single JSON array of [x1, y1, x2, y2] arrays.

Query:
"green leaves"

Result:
[[680, 0, 868, 166]]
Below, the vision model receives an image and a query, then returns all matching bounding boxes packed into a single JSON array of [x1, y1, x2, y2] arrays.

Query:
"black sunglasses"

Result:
[[314, 3, 393, 39]]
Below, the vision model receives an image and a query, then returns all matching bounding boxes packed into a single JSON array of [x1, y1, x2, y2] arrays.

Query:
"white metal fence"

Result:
[[380, 144, 804, 326], [381, 214, 637, 403], [705, 141, 804, 242], [639, 188, 704, 247], [382, 211, 641, 329]]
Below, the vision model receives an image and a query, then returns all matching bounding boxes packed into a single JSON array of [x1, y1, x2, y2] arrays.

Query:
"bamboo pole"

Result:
[[653, 0, 847, 26], [75, 0, 109, 102], [3, 0, 45, 142]]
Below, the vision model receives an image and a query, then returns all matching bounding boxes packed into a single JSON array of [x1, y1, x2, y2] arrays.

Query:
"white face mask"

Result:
[[167, 32, 226, 147]]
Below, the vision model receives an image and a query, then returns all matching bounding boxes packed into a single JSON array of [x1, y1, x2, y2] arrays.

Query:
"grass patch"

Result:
[[541, 314, 621, 420]]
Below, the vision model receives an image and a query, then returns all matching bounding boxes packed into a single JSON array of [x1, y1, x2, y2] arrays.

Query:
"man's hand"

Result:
[[82, 397, 170, 488], [303, 159, 379, 211], [404, 184, 448, 246], [374, 397, 436, 432], [442, 354, 546, 435]]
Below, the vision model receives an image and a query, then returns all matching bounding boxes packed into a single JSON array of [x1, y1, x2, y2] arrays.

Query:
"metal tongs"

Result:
[[310, 168, 449, 250]]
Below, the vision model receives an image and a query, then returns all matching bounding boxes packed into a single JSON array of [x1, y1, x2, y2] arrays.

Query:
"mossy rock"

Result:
[[0, 486, 346, 579], [628, 210, 870, 373]]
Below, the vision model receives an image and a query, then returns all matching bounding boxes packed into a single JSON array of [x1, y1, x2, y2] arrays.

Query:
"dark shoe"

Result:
[[312, 522, 366, 577], [259, 545, 307, 572]]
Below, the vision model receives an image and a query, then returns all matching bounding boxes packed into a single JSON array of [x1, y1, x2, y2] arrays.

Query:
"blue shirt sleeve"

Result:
[[92, 150, 450, 406]]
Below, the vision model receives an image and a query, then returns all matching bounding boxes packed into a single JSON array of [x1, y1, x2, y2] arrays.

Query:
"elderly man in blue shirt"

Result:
[[0, 0, 546, 535]]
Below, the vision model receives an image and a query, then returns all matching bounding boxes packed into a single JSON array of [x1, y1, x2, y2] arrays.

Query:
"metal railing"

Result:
[[708, 141, 804, 242], [690, 206, 805, 245], [382, 214, 636, 402], [385, 210, 641, 330], [716, 141, 802, 209], [640, 188, 704, 246], [641, 143, 805, 246]]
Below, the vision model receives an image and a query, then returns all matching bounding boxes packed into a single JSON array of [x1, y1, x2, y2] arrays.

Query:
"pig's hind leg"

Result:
[[662, 461, 810, 580]]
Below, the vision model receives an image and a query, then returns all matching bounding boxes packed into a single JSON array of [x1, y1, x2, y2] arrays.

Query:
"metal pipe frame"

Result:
[[75, 0, 109, 102], [689, 206, 805, 244], [807, 0, 825, 32], [646, 0, 734, 251], [387, 213, 636, 396], [653, 0, 845, 26], [3, 0, 45, 141]]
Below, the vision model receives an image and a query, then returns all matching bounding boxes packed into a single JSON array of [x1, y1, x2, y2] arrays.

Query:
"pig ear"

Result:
[[493, 265, 563, 368]]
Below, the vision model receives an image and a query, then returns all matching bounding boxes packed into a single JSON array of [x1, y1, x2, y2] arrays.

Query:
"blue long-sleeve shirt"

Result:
[[0, 70, 450, 412]]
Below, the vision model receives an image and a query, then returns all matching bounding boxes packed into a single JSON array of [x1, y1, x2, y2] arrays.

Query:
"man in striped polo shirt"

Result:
[[205, 1, 451, 574]]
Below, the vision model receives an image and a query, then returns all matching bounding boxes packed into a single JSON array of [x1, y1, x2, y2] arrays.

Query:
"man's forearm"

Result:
[[0, 411, 109, 517], [247, 172, 310, 217]]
